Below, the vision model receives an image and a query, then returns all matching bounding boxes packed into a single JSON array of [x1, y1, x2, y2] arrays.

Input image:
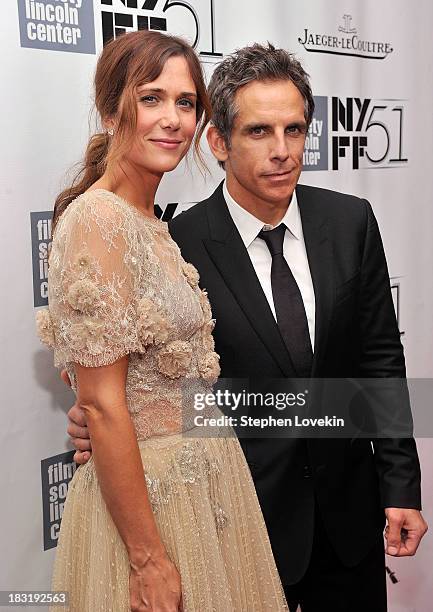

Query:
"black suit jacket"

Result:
[[168, 182, 421, 585]]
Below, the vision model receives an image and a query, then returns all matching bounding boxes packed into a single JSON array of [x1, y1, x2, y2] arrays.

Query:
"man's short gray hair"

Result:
[[208, 42, 314, 155]]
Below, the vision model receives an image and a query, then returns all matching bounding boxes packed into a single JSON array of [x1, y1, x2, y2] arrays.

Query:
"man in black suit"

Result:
[[67, 43, 427, 610]]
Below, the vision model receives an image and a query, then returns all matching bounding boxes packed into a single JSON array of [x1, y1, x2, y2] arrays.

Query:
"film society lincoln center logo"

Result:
[[17, 0, 222, 57], [41, 451, 76, 549], [31, 211, 52, 307], [17, 0, 95, 53]]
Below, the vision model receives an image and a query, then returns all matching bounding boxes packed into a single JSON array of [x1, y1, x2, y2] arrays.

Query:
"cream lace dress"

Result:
[[36, 189, 288, 612]]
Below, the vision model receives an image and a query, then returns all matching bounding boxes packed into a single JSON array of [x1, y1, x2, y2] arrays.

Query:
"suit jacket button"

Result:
[[303, 465, 312, 478]]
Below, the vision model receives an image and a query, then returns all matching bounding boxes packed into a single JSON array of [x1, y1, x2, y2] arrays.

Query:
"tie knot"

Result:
[[258, 224, 286, 256]]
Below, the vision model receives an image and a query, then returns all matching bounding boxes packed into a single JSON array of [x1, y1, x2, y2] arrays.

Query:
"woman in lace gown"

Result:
[[36, 31, 288, 611]]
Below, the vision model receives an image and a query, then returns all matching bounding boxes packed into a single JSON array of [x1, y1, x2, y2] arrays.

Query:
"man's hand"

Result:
[[61, 368, 92, 465], [67, 402, 92, 464], [385, 508, 428, 556]]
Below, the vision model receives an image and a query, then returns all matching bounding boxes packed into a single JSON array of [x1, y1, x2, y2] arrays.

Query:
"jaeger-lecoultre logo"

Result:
[[299, 14, 393, 60]]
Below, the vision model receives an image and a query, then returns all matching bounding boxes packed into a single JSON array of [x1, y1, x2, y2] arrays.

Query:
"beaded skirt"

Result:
[[50, 431, 288, 611]]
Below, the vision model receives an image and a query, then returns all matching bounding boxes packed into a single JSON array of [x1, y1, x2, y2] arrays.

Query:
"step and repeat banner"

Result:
[[1, 1, 432, 609]]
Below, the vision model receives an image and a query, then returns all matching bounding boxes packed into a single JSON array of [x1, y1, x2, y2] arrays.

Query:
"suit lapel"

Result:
[[296, 185, 335, 376], [203, 184, 296, 377]]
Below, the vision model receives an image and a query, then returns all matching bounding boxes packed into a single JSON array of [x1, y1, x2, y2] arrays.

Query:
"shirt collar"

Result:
[[223, 179, 302, 249]]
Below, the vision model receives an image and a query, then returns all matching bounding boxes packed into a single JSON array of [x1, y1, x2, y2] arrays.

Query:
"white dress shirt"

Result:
[[223, 180, 316, 351]]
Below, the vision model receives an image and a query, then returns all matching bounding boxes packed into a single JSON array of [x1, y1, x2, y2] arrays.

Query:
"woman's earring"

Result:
[[107, 128, 114, 136]]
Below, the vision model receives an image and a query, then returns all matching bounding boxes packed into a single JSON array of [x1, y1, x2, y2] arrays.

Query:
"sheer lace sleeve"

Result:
[[37, 191, 145, 367]]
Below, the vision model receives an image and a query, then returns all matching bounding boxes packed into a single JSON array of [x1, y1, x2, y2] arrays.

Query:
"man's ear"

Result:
[[207, 125, 229, 164]]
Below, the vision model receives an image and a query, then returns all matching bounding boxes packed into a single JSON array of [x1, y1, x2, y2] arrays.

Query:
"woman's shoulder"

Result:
[[66, 188, 135, 222], [55, 189, 143, 243], [64, 189, 166, 231]]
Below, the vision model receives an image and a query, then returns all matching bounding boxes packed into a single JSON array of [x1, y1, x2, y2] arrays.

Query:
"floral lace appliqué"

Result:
[[181, 261, 200, 288], [66, 279, 101, 313], [156, 340, 192, 379], [69, 318, 106, 354], [198, 352, 220, 384], [137, 297, 172, 346], [36, 309, 55, 347]]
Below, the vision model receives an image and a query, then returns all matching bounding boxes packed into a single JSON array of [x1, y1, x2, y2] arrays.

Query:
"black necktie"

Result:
[[258, 224, 313, 377]]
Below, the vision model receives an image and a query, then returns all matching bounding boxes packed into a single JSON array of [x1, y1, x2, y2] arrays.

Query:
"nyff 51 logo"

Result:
[[331, 98, 408, 170], [303, 95, 408, 172]]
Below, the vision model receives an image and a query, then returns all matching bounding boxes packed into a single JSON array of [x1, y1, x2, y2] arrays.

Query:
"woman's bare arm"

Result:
[[74, 356, 182, 610], [74, 355, 163, 563]]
